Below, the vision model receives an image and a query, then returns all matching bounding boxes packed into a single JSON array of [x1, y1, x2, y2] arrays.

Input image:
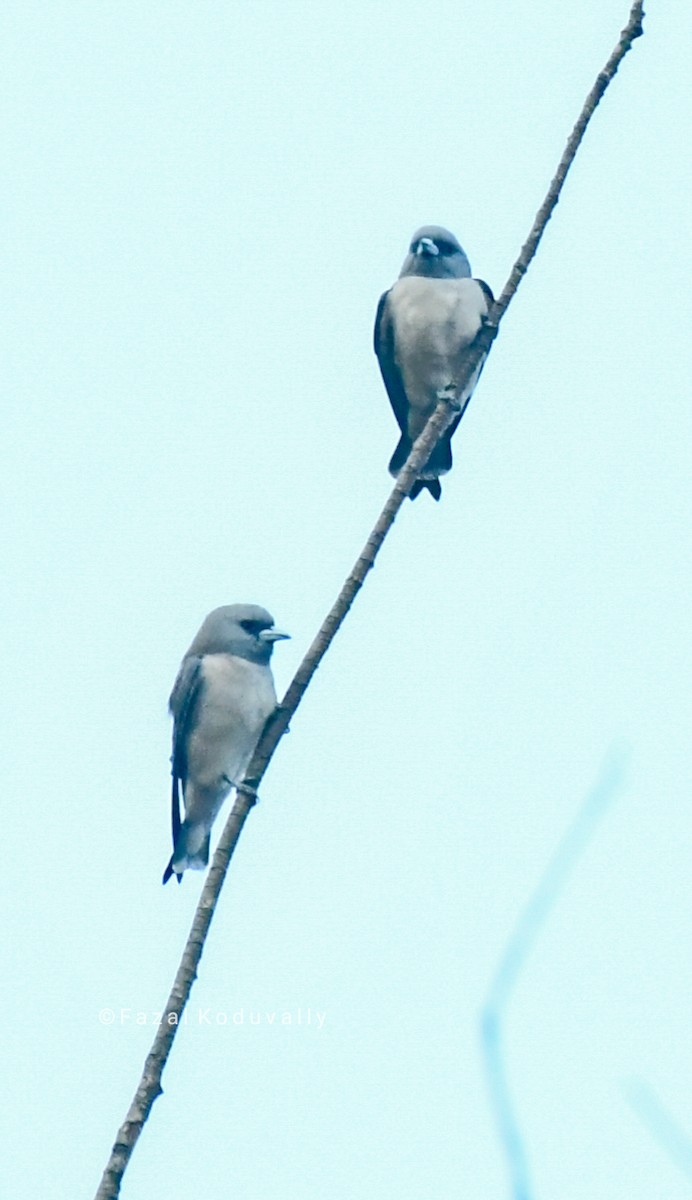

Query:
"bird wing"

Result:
[[374, 289, 409, 435], [452, 278, 495, 407], [168, 655, 204, 849], [476, 278, 495, 309]]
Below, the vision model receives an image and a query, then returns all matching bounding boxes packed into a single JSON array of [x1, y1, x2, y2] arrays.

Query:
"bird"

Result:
[[374, 225, 494, 500], [162, 604, 289, 885]]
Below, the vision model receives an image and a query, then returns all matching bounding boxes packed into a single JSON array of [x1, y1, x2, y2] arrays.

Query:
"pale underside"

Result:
[[389, 275, 488, 442], [182, 652, 276, 835]]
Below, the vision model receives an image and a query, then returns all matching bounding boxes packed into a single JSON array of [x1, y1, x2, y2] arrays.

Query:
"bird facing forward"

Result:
[[374, 225, 493, 500], [162, 604, 289, 885]]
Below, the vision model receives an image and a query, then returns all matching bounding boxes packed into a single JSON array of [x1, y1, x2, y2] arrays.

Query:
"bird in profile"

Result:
[[162, 604, 289, 885], [374, 225, 494, 499]]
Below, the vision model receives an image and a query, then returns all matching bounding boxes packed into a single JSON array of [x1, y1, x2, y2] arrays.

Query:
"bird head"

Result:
[[400, 225, 472, 280], [191, 604, 290, 665]]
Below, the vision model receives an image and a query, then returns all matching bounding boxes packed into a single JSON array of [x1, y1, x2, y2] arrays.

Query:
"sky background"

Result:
[[3, 2, 692, 1197]]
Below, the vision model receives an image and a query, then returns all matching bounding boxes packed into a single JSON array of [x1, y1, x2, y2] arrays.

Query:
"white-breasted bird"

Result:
[[162, 604, 289, 885], [374, 225, 493, 500]]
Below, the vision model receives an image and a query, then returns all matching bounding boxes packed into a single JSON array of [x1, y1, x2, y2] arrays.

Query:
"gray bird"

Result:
[[374, 225, 494, 500], [162, 604, 289, 885]]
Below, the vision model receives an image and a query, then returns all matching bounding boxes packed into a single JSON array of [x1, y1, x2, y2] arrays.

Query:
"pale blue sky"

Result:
[[3, 2, 692, 1198]]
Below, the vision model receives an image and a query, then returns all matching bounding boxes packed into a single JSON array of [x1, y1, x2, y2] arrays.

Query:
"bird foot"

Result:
[[436, 384, 461, 410], [236, 780, 259, 807]]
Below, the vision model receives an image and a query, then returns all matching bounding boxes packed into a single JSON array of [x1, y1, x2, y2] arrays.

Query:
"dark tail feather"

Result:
[[427, 432, 453, 477], [410, 478, 442, 501], [163, 775, 184, 884], [171, 775, 182, 847], [389, 430, 452, 501], [162, 855, 182, 886], [162, 824, 210, 885], [388, 433, 411, 475], [409, 431, 453, 500]]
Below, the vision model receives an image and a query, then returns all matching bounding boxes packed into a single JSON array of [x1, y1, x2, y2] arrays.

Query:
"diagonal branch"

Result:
[[94, 4, 645, 1195]]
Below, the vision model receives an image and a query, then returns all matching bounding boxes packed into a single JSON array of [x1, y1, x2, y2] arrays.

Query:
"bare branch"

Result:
[[481, 746, 629, 1200], [94, 5, 645, 1195], [490, 1, 644, 323]]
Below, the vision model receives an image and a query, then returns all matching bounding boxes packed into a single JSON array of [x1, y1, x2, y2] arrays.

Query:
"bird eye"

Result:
[[436, 239, 454, 255], [240, 619, 265, 636]]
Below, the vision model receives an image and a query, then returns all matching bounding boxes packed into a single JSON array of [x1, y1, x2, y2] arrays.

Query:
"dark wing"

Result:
[[374, 289, 409, 435], [168, 655, 204, 854], [455, 278, 496, 405], [476, 279, 495, 310]]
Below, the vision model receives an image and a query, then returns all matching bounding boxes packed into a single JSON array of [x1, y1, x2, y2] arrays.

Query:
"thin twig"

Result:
[[94, 5, 645, 1195], [481, 746, 629, 1200]]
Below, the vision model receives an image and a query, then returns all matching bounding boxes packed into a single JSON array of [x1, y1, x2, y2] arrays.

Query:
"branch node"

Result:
[[236, 782, 259, 807]]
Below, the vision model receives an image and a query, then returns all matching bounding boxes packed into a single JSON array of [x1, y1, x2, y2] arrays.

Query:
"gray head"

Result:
[[187, 604, 290, 665], [399, 225, 472, 280]]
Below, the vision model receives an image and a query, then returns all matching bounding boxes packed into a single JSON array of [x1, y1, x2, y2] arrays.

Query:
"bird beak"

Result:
[[416, 237, 439, 257], [259, 628, 290, 643]]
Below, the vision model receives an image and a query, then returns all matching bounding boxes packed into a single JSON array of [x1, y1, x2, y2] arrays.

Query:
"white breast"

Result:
[[188, 653, 277, 789], [389, 276, 488, 419]]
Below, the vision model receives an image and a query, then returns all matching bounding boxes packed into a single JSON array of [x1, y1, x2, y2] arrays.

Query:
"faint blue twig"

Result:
[[626, 1077, 692, 1180], [481, 743, 630, 1200]]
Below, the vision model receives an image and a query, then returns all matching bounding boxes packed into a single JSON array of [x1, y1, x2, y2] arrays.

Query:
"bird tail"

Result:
[[389, 433, 448, 501], [410, 478, 442, 501], [162, 855, 181, 886], [162, 822, 210, 885], [388, 434, 412, 476], [423, 432, 453, 482]]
